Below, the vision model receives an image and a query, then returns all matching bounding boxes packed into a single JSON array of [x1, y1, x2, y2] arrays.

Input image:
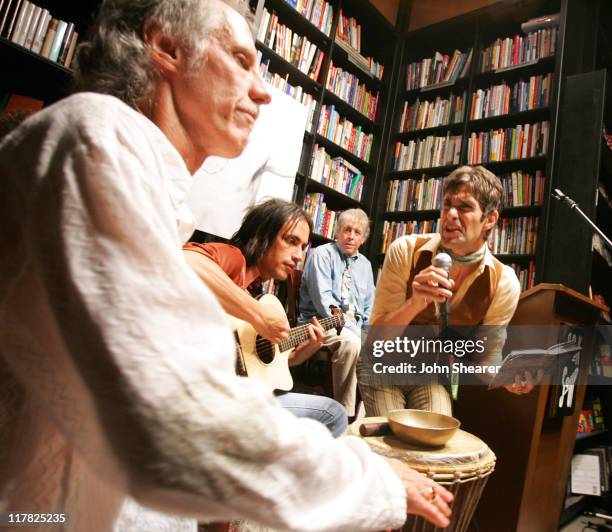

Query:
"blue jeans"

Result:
[[275, 392, 348, 438]]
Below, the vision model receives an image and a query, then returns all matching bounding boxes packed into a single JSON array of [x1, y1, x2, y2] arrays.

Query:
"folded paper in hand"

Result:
[[488, 341, 582, 389]]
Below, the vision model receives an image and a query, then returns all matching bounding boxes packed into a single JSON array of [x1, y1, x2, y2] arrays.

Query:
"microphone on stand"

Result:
[[432, 252, 452, 329]]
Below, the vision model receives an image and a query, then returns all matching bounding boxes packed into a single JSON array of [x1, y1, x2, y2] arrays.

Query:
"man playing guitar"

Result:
[[184, 198, 348, 436]]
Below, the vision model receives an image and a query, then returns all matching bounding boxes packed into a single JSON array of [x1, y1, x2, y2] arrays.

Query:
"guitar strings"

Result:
[[253, 316, 341, 353]]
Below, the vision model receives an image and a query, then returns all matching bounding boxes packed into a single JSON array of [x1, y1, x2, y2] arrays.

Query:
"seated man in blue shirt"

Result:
[[299, 209, 374, 417]]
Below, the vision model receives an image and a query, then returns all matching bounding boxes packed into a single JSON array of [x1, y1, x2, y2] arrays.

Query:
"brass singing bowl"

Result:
[[387, 409, 461, 447]]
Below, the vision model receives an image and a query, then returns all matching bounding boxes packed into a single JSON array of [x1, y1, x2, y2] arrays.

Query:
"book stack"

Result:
[[326, 61, 379, 120], [488, 216, 538, 255], [0, 0, 79, 68], [303, 193, 338, 238], [466, 120, 550, 164], [309, 144, 364, 201], [385, 176, 444, 212], [508, 261, 536, 291], [479, 27, 557, 72], [470, 73, 554, 119], [334, 10, 383, 80], [380, 220, 440, 253], [499, 171, 546, 207], [257, 8, 324, 81], [283, 0, 333, 37], [405, 49, 472, 91], [257, 56, 316, 130], [317, 104, 373, 162], [392, 133, 462, 171], [400, 92, 466, 132]]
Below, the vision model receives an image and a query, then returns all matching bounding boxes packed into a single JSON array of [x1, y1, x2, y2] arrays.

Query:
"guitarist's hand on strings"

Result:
[[289, 318, 325, 367], [253, 301, 290, 344]]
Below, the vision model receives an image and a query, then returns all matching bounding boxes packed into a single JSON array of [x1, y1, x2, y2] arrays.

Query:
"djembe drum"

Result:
[[350, 417, 496, 532]]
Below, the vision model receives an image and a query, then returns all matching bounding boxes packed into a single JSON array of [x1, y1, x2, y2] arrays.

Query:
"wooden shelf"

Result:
[[467, 107, 551, 130], [256, 41, 322, 94], [322, 89, 378, 130], [500, 205, 542, 216], [405, 76, 470, 98], [475, 55, 556, 83], [311, 233, 334, 245], [389, 163, 459, 179], [395, 121, 464, 141], [588, 375, 612, 386], [306, 178, 364, 209], [495, 253, 536, 262], [0, 37, 72, 103], [576, 429, 609, 440], [479, 156, 548, 173], [314, 133, 372, 170], [384, 209, 439, 221], [330, 44, 383, 92]]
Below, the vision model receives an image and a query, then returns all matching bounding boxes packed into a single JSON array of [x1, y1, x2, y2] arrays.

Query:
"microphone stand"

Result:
[[552, 189, 612, 250]]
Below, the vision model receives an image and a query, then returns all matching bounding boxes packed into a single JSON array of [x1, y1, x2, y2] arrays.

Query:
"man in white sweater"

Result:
[[0, 0, 452, 530]]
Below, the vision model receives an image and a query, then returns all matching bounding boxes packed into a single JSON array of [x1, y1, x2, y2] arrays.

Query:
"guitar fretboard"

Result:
[[278, 315, 343, 352]]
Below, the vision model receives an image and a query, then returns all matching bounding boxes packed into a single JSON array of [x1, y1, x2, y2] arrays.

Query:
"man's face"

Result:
[[172, 5, 271, 163], [440, 185, 498, 255], [336, 220, 366, 257], [258, 218, 310, 280]]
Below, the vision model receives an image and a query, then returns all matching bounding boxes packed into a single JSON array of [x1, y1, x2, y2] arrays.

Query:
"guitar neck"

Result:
[[279, 315, 341, 352]]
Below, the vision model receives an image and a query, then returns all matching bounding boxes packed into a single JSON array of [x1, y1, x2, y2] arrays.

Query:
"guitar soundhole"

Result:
[[255, 336, 275, 364]]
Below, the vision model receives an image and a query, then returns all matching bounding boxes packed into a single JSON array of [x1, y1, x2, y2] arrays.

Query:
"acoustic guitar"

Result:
[[232, 294, 344, 392]]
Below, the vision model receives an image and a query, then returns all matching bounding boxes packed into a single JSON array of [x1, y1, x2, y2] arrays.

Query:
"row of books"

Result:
[[283, 0, 333, 36], [257, 56, 316, 130], [392, 133, 462, 172], [479, 27, 558, 73], [399, 92, 466, 133], [470, 73, 554, 120], [380, 220, 440, 253], [406, 49, 472, 91], [466, 120, 550, 164], [335, 9, 362, 54], [317, 104, 374, 162], [570, 445, 611, 496], [309, 144, 364, 201], [303, 193, 338, 239], [0, 0, 79, 68], [500, 171, 546, 207], [508, 261, 536, 291], [488, 215, 538, 255], [326, 61, 379, 120], [578, 397, 605, 434], [257, 8, 324, 81], [385, 177, 444, 213]]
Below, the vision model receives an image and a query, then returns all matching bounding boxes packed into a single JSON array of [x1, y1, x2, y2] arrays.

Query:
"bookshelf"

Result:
[[0, 0, 99, 106], [254, 0, 397, 248], [371, 0, 566, 293]]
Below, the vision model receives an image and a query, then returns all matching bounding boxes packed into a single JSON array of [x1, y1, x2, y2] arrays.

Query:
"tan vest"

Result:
[[406, 237, 504, 326]]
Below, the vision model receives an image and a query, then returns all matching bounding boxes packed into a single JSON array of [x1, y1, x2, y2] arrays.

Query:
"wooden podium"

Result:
[[455, 284, 607, 532]]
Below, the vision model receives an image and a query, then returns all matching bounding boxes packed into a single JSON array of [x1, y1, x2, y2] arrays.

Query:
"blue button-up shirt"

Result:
[[298, 242, 375, 335]]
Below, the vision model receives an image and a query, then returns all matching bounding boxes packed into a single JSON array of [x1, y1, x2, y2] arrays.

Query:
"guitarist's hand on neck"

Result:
[[288, 317, 325, 367]]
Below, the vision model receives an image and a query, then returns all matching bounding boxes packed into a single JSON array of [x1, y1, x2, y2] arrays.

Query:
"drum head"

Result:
[[350, 417, 496, 476]]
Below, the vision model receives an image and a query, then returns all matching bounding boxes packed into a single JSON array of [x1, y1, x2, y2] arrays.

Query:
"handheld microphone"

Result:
[[432, 252, 452, 328]]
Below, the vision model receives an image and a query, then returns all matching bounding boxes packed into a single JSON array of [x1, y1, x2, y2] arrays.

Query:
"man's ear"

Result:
[[483, 209, 499, 235], [143, 19, 183, 77]]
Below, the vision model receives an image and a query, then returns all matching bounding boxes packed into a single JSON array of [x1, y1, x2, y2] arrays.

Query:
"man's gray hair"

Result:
[[73, 0, 254, 108], [336, 208, 370, 240]]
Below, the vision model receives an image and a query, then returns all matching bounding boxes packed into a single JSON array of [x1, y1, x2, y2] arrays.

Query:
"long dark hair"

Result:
[[229, 199, 313, 267]]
